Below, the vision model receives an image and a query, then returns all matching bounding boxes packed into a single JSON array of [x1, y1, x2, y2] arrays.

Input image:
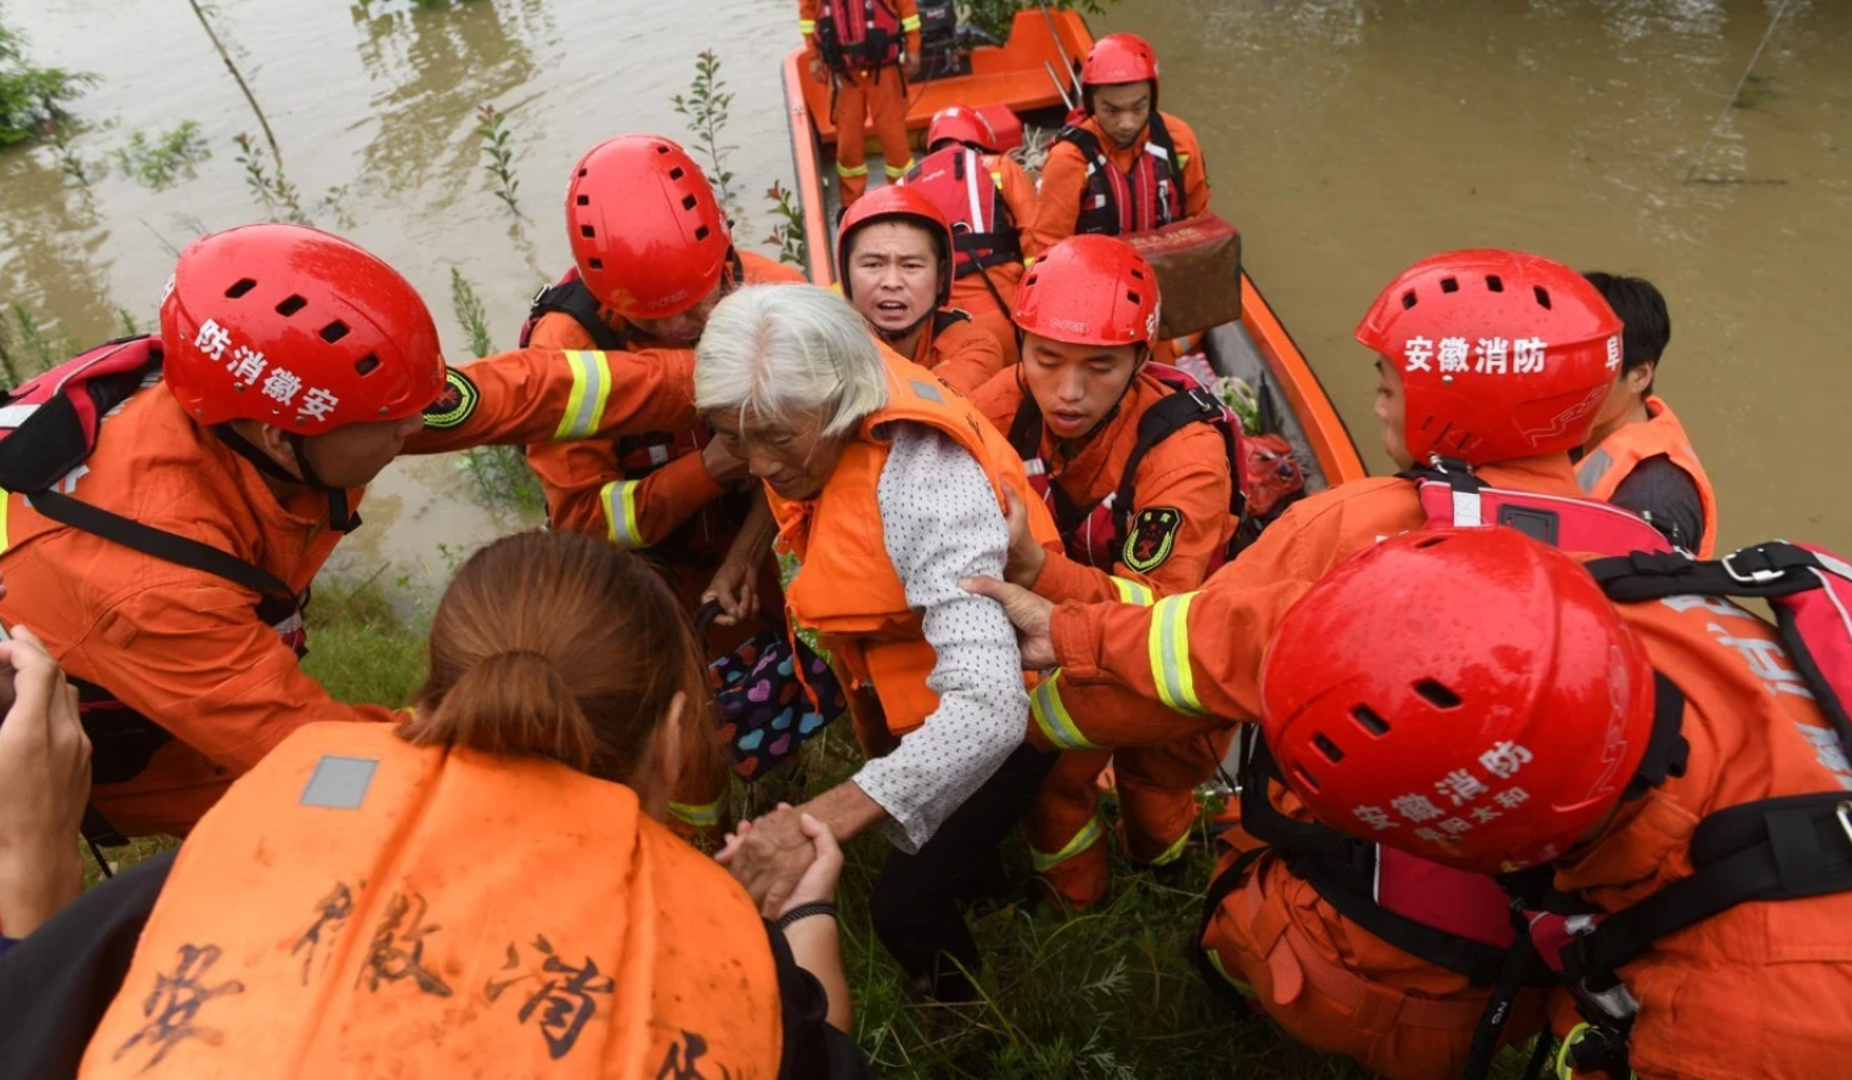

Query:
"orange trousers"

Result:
[[834, 66, 912, 206], [1026, 730, 1230, 910], [1196, 808, 1546, 1080]]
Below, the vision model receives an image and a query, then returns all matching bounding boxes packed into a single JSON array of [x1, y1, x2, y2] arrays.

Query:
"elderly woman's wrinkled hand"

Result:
[[717, 803, 820, 917], [0, 625, 92, 939], [960, 575, 1057, 669]]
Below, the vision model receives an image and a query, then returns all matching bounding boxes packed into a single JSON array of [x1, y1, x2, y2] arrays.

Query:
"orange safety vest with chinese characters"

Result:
[[1576, 395, 1718, 558], [768, 350, 1058, 738], [80, 722, 781, 1080]]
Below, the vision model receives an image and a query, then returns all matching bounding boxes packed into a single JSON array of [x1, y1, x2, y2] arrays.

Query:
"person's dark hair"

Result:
[[1583, 272, 1670, 393], [399, 530, 711, 786]]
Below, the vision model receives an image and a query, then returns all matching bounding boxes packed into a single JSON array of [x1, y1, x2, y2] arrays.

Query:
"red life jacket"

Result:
[[815, 0, 905, 72], [1006, 364, 1244, 573], [1055, 111, 1186, 237], [519, 269, 726, 560], [0, 337, 307, 811], [901, 147, 1023, 281], [1229, 463, 1674, 988]]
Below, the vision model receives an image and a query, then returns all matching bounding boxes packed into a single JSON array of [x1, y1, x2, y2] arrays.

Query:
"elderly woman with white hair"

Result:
[[700, 284, 1060, 1001]]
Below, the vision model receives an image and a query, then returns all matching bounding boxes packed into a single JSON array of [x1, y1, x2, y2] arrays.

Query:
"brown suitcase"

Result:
[[1124, 212, 1242, 339]]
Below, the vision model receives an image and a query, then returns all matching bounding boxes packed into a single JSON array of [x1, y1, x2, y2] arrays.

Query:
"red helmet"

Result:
[[1013, 234, 1159, 348], [1355, 249, 1623, 466], [566, 135, 732, 320], [1081, 32, 1159, 88], [160, 224, 444, 433], [926, 105, 998, 153], [1259, 527, 1656, 874], [835, 184, 953, 309]]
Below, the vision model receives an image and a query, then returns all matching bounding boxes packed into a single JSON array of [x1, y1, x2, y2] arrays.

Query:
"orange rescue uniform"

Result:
[[1550, 575, 1852, 1080], [909, 312, 1008, 395], [1025, 112, 1210, 257], [81, 722, 781, 1078], [0, 346, 697, 837], [1029, 457, 1585, 1080], [799, 0, 920, 206], [973, 368, 1235, 908], [768, 349, 1057, 747], [1577, 394, 1717, 558], [524, 251, 804, 834], [948, 154, 1038, 367]]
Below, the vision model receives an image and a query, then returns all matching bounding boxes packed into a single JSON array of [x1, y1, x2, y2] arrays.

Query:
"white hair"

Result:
[[694, 284, 889, 438]]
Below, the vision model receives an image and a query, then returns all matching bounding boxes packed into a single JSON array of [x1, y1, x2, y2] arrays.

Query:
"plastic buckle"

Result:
[[1575, 978, 1640, 1025], [1723, 547, 1786, 585], [1837, 801, 1852, 850]]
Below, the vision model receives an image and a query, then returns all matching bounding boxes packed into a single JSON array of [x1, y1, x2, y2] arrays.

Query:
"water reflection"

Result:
[[0, 138, 117, 345]]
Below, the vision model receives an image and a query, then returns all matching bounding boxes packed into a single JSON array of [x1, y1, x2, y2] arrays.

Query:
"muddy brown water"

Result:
[[1, 0, 1848, 595]]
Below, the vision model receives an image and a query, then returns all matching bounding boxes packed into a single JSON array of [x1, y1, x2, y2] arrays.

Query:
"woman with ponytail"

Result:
[[0, 531, 865, 1080]]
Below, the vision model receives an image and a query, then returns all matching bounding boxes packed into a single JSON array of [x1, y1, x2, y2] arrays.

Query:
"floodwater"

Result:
[[1, 0, 1848, 592]]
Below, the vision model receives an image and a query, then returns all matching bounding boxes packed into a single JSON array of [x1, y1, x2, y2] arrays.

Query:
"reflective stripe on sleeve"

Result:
[[1145, 826, 1192, 867], [1030, 671, 1095, 751], [900, 14, 921, 30], [836, 161, 869, 178], [884, 158, 914, 179], [669, 798, 723, 829], [1109, 576, 1155, 606], [1029, 814, 1104, 872], [798, 18, 817, 31], [0, 488, 10, 556], [554, 350, 613, 441], [600, 479, 645, 548], [1149, 592, 1207, 715]]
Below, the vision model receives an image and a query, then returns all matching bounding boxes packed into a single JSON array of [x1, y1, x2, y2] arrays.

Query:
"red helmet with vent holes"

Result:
[[836, 184, 954, 310], [1081, 32, 1159, 88], [1259, 527, 1656, 874], [160, 224, 444, 433], [926, 106, 998, 153], [566, 135, 732, 319], [1355, 249, 1622, 466], [1013, 234, 1159, 347]]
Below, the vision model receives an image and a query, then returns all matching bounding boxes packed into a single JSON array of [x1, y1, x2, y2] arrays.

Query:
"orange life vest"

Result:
[[1576, 395, 1717, 558], [769, 352, 1058, 737], [1055, 113, 1186, 237], [81, 722, 781, 1079]]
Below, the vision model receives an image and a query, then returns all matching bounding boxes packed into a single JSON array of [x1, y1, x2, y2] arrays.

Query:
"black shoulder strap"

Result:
[[932, 308, 971, 335], [526, 278, 628, 351], [1055, 123, 1106, 164], [26, 488, 295, 602], [1566, 789, 1852, 993], [1146, 109, 1180, 166], [1006, 388, 1044, 462], [1111, 386, 1234, 537]]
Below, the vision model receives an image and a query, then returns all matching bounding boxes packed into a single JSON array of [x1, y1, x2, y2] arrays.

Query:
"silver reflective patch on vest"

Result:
[[300, 755, 378, 809], [907, 379, 944, 404], [1576, 447, 1613, 493]]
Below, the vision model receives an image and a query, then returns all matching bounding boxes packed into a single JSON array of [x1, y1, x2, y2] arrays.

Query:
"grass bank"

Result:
[[86, 574, 1541, 1079]]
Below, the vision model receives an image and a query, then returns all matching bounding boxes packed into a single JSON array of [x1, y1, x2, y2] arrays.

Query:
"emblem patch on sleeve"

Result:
[[422, 368, 479, 430], [1123, 506, 1183, 573]]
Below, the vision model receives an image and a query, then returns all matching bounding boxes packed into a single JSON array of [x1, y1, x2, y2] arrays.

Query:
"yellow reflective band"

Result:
[[0, 488, 10, 556], [1146, 826, 1192, 867], [990, 169, 1004, 189], [1109, 576, 1155, 607], [1179, 152, 1192, 170], [1030, 671, 1096, 751], [1203, 945, 1256, 998], [600, 479, 645, 548], [1149, 592, 1207, 715], [797, 18, 817, 31], [1029, 814, 1104, 872], [836, 161, 869, 178], [900, 14, 921, 30], [669, 798, 723, 828], [884, 158, 913, 179], [554, 350, 613, 441], [1023, 256, 1036, 268]]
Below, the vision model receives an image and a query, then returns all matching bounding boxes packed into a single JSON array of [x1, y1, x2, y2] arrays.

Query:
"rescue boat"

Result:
[[780, 8, 1366, 497]]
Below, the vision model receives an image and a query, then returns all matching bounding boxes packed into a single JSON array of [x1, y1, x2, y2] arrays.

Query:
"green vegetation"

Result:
[[475, 103, 521, 217], [234, 131, 307, 222], [0, 21, 95, 147], [1731, 71, 1777, 110], [448, 269, 546, 516], [960, 0, 1128, 46], [108, 121, 210, 189], [764, 180, 808, 268], [0, 302, 79, 388], [672, 50, 742, 219]]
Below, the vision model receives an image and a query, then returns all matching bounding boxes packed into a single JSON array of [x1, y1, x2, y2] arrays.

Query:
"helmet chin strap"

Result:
[[213, 424, 362, 533]]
